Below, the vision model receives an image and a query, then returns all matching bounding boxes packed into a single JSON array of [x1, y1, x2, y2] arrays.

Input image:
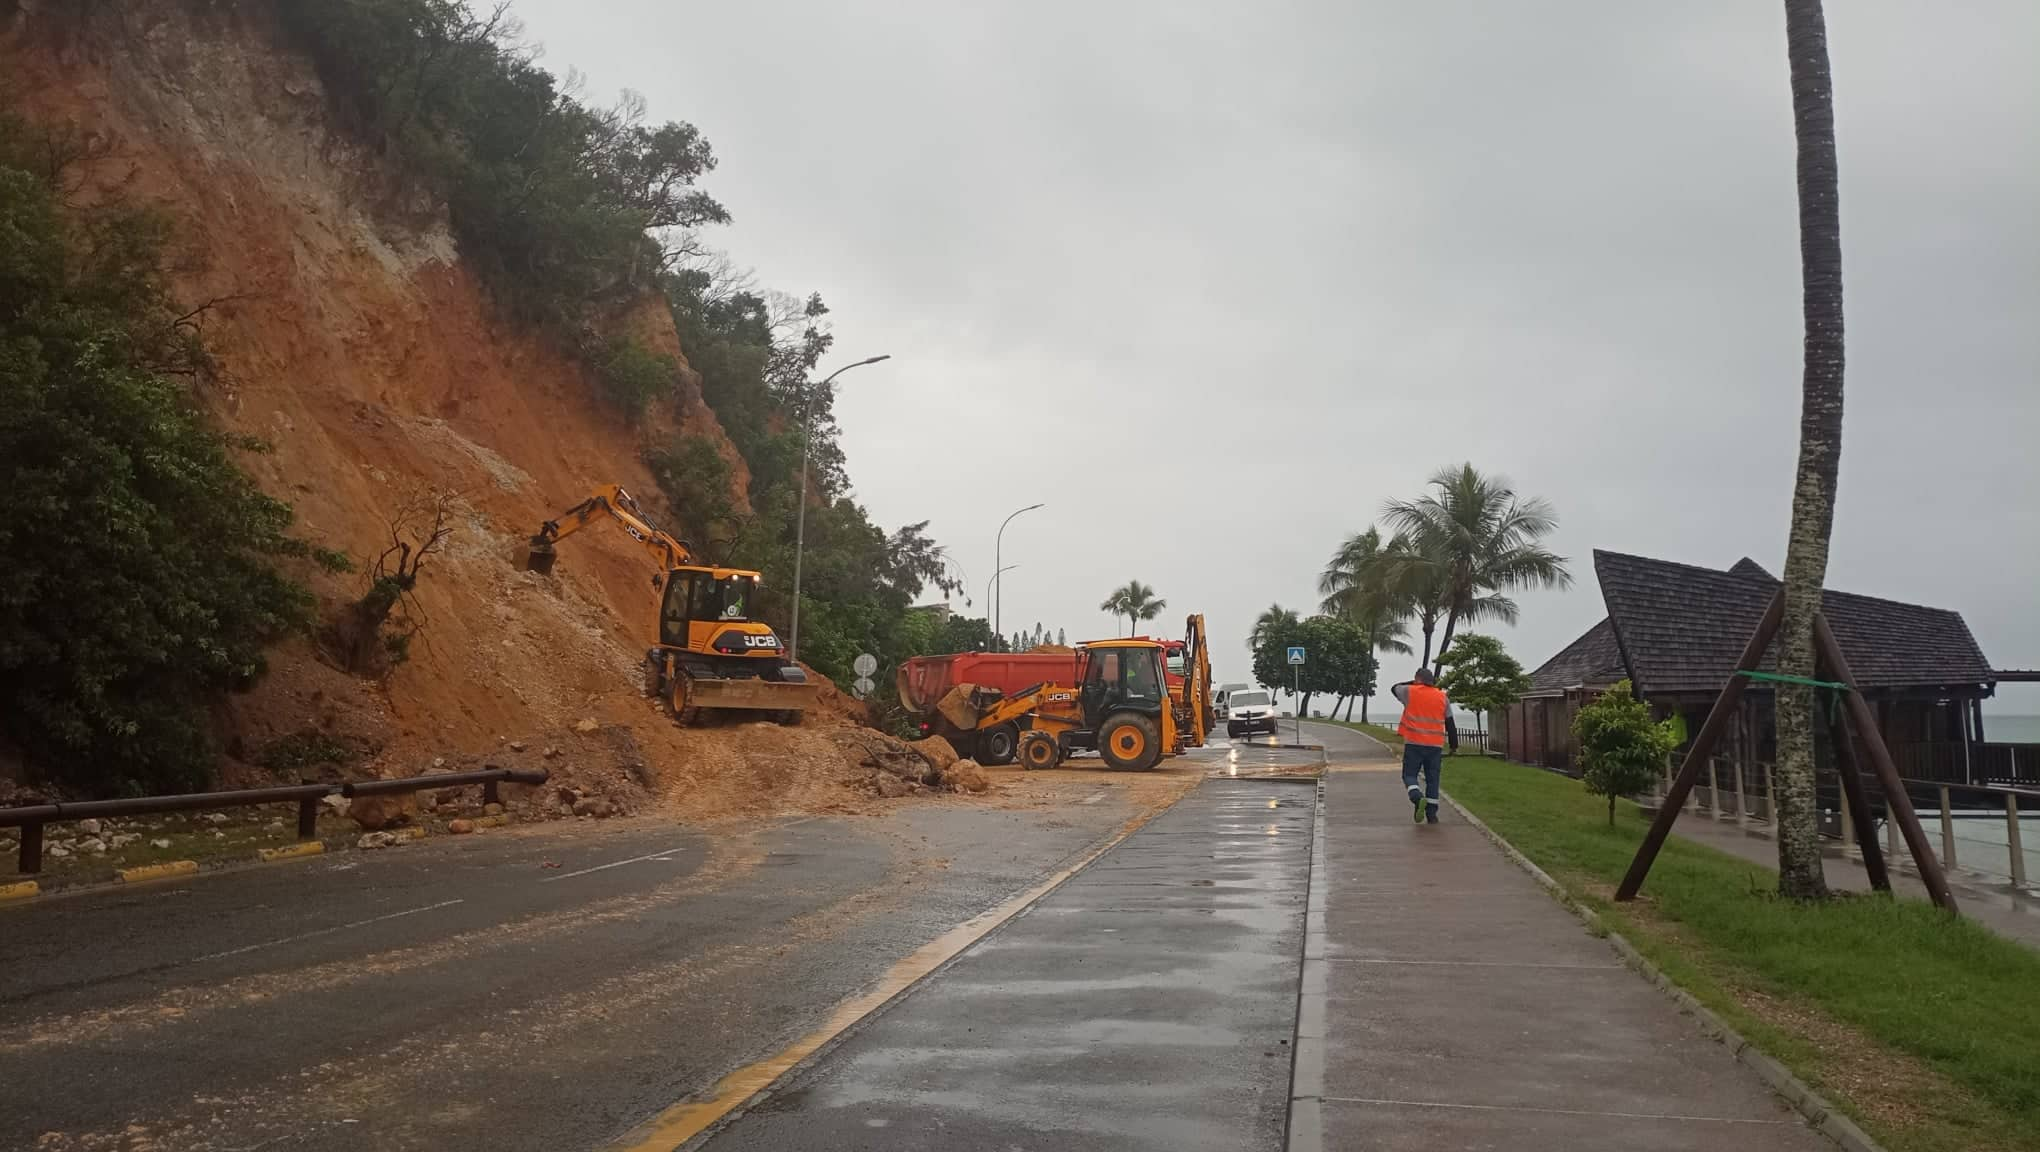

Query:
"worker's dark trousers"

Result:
[[1401, 742, 1443, 805]]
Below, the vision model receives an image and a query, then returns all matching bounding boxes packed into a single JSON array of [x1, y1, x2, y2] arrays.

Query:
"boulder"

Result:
[[150, 838, 172, 850], [574, 717, 600, 734], [356, 831, 400, 850], [77, 818, 102, 836], [320, 793, 350, 816], [348, 793, 418, 831], [911, 736, 960, 773], [202, 812, 229, 825], [447, 818, 476, 835], [483, 802, 505, 817], [874, 775, 915, 799], [47, 844, 70, 858], [571, 796, 614, 819], [79, 837, 108, 854], [940, 759, 991, 794]]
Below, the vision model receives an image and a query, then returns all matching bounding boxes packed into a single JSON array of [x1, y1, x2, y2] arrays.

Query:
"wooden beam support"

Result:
[[1828, 698, 1890, 891], [1813, 613, 1959, 913], [1617, 592, 1784, 902]]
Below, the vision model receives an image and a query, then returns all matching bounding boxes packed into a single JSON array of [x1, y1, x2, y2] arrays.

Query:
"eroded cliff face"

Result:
[[1, 1, 866, 816]]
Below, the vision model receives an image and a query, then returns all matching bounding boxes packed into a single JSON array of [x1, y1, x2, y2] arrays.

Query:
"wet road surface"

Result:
[[0, 782, 1166, 1152], [689, 776, 1316, 1152]]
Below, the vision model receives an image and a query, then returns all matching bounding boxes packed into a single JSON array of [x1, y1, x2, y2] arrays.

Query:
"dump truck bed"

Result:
[[895, 651, 1082, 713]]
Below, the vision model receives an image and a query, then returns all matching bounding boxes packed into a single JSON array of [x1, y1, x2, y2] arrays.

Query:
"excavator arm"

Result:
[[525, 484, 694, 577]]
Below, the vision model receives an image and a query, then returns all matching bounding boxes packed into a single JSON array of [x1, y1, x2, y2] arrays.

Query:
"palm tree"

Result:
[[1772, 0, 1842, 902], [1318, 528, 1416, 722], [1383, 464, 1571, 673], [1100, 580, 1166, 636], [1250, 603, 1299, 651]]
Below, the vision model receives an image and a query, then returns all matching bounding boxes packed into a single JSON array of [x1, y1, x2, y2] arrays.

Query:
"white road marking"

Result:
[[193, 899, 465, 962], [540, 846, 689, 883], [1080, 794, 1106, 805]]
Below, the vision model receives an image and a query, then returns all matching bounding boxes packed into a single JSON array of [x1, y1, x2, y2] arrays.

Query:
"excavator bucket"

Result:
[[686, 676, 818, 716], [524, 538, 558, 575]]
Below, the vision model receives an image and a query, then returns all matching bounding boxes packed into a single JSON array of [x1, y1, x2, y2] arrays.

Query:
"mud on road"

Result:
[[1, 762, 1201, 1152]]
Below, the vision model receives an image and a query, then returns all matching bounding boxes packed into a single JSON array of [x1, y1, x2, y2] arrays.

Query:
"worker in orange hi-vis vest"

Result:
[[1392, 667, 1450, 825]]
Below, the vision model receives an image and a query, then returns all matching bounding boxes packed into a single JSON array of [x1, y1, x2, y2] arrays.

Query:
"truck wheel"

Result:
[[1098, 713, 1162, 771], [980, 723, 1019, 766], [1019, 731, 1061, 771], [775, 710, 803, 727]]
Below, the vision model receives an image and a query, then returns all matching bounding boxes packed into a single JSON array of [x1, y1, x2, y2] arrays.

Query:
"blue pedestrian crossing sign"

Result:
[[1287, 646, 1307, 665]]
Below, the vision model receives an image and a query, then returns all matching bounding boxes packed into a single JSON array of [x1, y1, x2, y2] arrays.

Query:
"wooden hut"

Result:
[[1497, 551, 2016, 788]]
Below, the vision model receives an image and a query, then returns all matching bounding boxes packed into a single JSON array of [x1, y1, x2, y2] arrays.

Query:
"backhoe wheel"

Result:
[[1019, 731, 1061, 771], [643, 652, 668, 699], [980, 723, 1019, 766], [1098, 713, 1162, 771], [671, 675, 701, 727]]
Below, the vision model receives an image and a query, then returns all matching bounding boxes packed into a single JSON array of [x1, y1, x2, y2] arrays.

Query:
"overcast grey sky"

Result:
[[512, 1, 2037, 715]]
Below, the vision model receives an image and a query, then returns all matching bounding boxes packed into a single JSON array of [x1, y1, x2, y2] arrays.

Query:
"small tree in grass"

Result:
[[1573, 680, 1678, 826]]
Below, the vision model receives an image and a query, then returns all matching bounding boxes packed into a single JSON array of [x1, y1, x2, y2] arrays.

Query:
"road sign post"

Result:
[[851, 653, 878, 700], [1287, 647, 1306, 746]]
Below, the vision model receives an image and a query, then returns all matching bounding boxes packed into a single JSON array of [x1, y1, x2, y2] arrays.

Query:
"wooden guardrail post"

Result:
[[2009, 794, 2028, 888], [19, 822, 42, 874], [1939, 786, 1956, 870]]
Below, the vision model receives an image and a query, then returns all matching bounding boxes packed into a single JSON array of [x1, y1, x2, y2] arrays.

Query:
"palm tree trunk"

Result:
[[1419, 612, 1437, 667], [1360, 694, 1369, 723], [1433, 606, 1461, 673], [1345, 696, 1358, 722], [1774, 0, 1843, 903]]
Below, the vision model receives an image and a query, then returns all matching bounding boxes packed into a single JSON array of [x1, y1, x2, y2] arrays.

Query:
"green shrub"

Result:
[[1573, 679, 1677, 824], [0, 118, 328, 795]]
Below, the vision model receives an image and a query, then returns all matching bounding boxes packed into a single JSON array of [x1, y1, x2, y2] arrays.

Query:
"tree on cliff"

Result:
[[0, 119, 340, 794]]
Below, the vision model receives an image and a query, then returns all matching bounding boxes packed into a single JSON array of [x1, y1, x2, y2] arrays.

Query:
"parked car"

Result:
[[1225, 689, 1279, 738]]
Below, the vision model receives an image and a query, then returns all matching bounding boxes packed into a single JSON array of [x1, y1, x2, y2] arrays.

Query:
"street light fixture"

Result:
[[986, 564, 1019, 642], [994, 502, 1044, 640], [789, 354, 891, 661]]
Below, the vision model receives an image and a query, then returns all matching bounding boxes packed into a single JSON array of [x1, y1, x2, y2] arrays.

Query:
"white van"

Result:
[[1225, 689, 1279, 738]]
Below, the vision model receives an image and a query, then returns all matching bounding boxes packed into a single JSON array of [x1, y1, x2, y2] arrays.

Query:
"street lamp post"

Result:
[[994, 503, 1044, 640], [790, 354, 891, 662], [986, 565, 1018, 645]]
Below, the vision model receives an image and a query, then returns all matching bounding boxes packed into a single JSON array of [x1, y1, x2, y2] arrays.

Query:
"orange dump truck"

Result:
[[896, 650, 1081, 764]]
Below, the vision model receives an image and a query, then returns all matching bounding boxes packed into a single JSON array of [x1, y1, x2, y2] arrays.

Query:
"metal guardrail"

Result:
[[0, 767, 548, 875]]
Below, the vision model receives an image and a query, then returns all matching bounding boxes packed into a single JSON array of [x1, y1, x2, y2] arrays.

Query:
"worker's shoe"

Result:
[[1425, 806, 1440, 825], [1409, 786, 1425, 823]]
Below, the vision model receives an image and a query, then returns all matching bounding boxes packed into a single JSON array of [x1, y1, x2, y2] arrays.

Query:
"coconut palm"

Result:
[[1772, 0, 1843, 902], [1318, 528, 1416, 722], [1100, 580, 1166, 636], [1383, 464, 1571, 671], [1250, 603, 1299, 651]]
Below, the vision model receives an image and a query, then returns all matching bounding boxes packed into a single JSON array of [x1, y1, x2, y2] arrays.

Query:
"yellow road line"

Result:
[[608, 800, 1185, 1152], [258, 842, 326, 862], [119, 860, 198, 883], [0, 880, 39, 903]]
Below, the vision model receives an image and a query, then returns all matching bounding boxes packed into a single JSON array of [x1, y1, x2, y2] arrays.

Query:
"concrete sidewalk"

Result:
[[1296, 757, 1832, 1151]]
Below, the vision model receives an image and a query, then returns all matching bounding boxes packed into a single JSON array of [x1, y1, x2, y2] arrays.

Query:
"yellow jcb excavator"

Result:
[[524, 484, 814, 725], [950, 638, 1180, 772]]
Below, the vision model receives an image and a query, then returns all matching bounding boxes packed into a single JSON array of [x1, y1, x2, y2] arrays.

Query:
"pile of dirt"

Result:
[[0, 3, 909, 820], [1028, 643, 1074, 654]]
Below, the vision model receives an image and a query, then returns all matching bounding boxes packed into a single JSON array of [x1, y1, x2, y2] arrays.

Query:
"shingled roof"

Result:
[[1526, 619, 1628, 695], [1593, 550, 1993, 695]]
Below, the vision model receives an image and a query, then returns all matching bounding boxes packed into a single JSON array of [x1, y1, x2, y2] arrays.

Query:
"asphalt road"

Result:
[[0, 784, 1158, 1152], [689, 776, 1316, 1152]]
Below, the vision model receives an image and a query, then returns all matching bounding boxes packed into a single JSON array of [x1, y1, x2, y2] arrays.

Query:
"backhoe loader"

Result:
[[955, 639, 1179, 772], [524, 485, 813, 725]]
